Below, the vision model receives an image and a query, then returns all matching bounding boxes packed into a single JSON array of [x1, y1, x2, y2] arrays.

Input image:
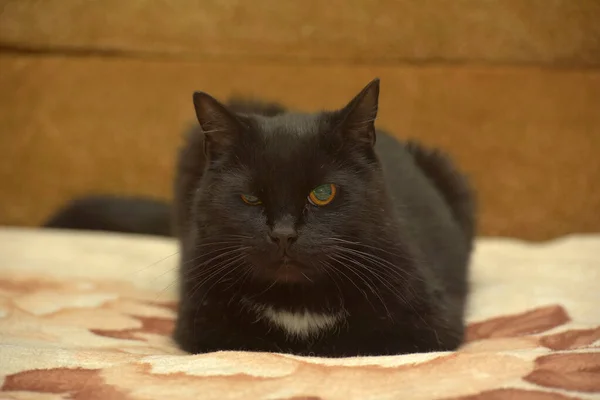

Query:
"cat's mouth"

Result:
[[259, 258, 314, 284]]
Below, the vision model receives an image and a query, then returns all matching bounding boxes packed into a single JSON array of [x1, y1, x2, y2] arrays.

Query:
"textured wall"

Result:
[[1, 1, 599, 240], [2, 0, 599, 65]]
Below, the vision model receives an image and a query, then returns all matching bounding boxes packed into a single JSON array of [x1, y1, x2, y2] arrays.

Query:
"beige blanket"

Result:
[[0, 227, 598, 400]]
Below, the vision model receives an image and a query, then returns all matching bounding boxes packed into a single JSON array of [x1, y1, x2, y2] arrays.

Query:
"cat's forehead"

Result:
[[233, 112, 337, 184], [247, 112, 333, 163], [253, 112, 325, 138]]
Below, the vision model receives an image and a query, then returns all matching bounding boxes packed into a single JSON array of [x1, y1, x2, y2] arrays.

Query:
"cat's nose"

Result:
[[268, 226, 298, 251]]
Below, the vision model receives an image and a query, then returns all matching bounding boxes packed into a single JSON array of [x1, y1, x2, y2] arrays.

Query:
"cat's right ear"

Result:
[[334, 78, 380, 149], [193, 92, 242, 157]]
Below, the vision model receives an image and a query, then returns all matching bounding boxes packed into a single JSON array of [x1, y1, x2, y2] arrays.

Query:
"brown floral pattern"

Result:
[[3, 368, 129, 400], [525, 353, 600, 393], [466, 305, 571, 341], [448, 388, 582, 400], [0, 227, 599, 399], [540, 328, 600, 351]]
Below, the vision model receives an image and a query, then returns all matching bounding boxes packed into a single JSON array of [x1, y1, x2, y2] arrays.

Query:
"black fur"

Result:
[[45, 196, 171, 237], [45, 80, 476, 357], [172, 79, 476, 357]]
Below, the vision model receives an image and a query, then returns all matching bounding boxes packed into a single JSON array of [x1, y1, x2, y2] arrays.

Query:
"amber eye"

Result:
[[241, 194, 262, 205], [308, 184, 337, 206]]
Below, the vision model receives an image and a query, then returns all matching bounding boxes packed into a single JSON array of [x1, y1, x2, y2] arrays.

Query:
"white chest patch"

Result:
[[254, 304, 346, 339]]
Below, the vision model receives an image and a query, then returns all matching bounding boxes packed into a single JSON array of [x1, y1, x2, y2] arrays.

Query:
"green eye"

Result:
[[241, 194, 262, 205], [308, 184, 337, 206]]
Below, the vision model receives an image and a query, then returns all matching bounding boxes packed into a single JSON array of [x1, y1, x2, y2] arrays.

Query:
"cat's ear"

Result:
[[193, 92, 242, 157], [337, 78, 380, 147]]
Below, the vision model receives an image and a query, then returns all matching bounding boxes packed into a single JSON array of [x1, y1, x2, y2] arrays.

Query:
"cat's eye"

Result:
[[308, 184, 337, 206], [241, 194, 262, 205]]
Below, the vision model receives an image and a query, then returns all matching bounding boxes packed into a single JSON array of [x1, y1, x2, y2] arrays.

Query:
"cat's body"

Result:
[[46, 80, 476, 357], [171, 81, 475, 356]]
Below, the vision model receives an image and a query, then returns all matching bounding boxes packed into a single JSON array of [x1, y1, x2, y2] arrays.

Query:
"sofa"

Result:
[[1, 1, 599, 399]]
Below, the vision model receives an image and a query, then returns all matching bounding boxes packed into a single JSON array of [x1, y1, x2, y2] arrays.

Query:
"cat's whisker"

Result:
[[190, 234, 252, 246], [187, 253, 249, 302], [331, 246, 423, 304], [190, 255, 249, 324], [330, 246, 429, 321], [226, 266, 254, 306], [182, 248, 250, 284], [247, 277, 279, 300], [344, 254, 438, 335], [184, 246, 251, 275], [331, 242, 418, 288], [199, 128, 228, 135], [324, 255, 372, 307], [328, 253, 392, 318], [181, 244, 251, 268], [193, 239, 251, 249], [153, 245, 246, 286], [317, 260, 345, 308], [130, 250, 181, 278], [300, 271, 313, 283], [330, 244, 424, 283], [223, 262, 253, 292], [154, 258, 234, 302], [157, 246, 250, 302], [329, 236, 422, 264]]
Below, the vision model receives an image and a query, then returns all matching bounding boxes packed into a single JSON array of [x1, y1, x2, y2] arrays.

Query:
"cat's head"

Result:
[[191, 79, 395, 286]]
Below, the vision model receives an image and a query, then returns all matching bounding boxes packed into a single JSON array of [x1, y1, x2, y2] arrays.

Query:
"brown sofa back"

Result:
[[1, 1, 599, 240]]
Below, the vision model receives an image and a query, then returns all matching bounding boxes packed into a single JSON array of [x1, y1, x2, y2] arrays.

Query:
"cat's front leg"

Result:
[[173, 322, 281, 354]]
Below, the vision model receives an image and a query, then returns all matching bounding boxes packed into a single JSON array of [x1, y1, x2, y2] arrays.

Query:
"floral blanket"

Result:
[[0, 227, 598, 400]]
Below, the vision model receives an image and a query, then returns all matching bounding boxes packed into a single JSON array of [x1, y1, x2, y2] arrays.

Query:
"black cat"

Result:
[[171, 79, 475, 357], [46, 79, 476, 357]]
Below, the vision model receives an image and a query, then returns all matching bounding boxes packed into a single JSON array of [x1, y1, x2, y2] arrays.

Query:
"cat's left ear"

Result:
[[193, 92, 243, 158], [337, 78, 380, 147]]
